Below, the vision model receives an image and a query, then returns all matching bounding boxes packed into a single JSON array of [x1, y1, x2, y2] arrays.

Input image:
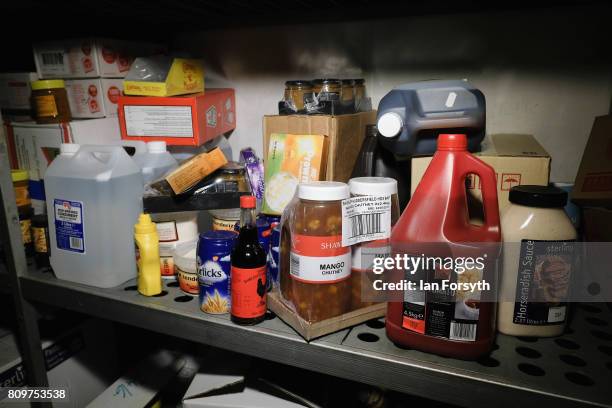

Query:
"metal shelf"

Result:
[[20, 267, 612, 408]]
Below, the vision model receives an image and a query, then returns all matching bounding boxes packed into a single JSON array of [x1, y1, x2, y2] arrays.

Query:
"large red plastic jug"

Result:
[[386, 134, 501, 359]]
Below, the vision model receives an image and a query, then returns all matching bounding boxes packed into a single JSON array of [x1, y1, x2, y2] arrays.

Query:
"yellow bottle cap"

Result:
[[135, 213, 157, 234], [11, 169, 29, 183], [31, 79, 65, 91]]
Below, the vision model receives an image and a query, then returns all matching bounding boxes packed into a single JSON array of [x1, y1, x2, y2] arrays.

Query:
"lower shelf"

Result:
[[19, 267, 612, 408]]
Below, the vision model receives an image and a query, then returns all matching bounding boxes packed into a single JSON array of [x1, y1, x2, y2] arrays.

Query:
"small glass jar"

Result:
[[283, 80, 313, 112], [498, 185, 577, 337], [353, 78, 366, 110], [193, 162, 249, 194], [31, 80, 71, 124], [348, 177, 400, 310], [312, 79, 342, 102], [281, 181, 351, 322], [341, 79, 355, 104], [11, 169, 34, 256]]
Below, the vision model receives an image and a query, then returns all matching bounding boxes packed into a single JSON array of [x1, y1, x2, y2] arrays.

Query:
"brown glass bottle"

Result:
[[230, 195, 267, 325]]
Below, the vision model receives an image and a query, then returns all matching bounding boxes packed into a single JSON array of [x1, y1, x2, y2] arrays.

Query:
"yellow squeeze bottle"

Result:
[[134, 214, 162, 296]]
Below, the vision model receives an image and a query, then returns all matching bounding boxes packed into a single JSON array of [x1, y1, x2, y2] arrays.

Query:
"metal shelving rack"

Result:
[[2, 136, 612, 407]]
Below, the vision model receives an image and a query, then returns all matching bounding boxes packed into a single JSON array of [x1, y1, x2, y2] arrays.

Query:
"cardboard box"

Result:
[[88, 350, 186, 408], [124, 57, 205, 97], [262, 133, 328, 215], [267, 291, 385, 341], [412, 134, 551, 214], [0, 72, 38, 121], [263, 111, 377, 183], [0, 319, 118, 408], [33, 38, 162, 79], [118, 89, 236, 146], [164, 147, 228, 194], [65, 78, 123, 118], [8, 117, 121, 181], [583, 207, 612, 242], [571, 115, 612, 208]]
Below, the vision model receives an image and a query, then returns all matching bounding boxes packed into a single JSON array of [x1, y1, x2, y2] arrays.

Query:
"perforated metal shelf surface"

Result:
[[20, 267, 612, 408]]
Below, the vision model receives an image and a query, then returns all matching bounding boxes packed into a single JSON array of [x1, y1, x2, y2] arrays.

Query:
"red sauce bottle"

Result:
[[386, 134, 501, 359]]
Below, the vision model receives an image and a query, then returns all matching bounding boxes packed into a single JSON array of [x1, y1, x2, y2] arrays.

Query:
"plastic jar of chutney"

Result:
[[31, 80, 71, 124], [280, 181, 351, 322], [11, 169, 34, 256], [283, 80, 314, 112], [348, 177, 400, 310]]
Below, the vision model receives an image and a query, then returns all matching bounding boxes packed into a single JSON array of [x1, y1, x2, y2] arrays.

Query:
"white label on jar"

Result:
[[124, 106, 193, 137], [290, 252, 351, 283], [341, 195, 391, 247], [156, 221, 178, 242], [352, 241, 391, 271]]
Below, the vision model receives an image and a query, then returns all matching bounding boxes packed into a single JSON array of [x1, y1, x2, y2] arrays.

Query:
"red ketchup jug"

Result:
[[386, 134, 501, 359]]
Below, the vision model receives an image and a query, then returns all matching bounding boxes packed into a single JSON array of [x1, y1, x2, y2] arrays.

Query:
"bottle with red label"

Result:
[[386, 134, 501, 359], [231, 195, 267, 325]]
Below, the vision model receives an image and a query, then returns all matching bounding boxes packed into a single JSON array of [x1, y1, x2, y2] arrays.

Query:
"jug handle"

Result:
[[460, 154, 500, 231], [78, 145, 122, 165]]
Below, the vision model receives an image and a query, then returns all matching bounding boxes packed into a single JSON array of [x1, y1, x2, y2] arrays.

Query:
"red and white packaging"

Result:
[[33, 38, 164, 79], [118, 89, 236, 146], [66, 79, 124, 118]]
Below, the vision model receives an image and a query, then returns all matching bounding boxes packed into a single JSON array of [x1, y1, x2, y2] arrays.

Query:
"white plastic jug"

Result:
[[133, 141, 179, 185], [44, 145, 144, 288]]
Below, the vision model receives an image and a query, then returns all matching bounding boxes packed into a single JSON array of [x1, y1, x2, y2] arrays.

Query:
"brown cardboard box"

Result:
[[583, 207, 612, 242], [263, 111, 377, 183], [571, 115, 612, 208], [412, 134, 551, 214]]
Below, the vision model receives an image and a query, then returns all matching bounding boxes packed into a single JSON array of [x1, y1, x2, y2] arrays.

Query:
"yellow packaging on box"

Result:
[[124, 57, 204, 97]]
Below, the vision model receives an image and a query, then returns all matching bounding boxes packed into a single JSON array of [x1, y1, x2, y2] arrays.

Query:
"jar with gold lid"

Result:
[[283, 80, 313, 112], [31, 79, 71, 124], [312, 78, 342, 102]]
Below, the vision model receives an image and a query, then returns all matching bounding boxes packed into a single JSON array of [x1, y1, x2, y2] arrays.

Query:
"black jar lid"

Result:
[[353, 78, 365, 84], [509, 185, 568, 208], [285, 80, 312, 87], [341, 79, 355, 85], [313, 78, 341, 85]]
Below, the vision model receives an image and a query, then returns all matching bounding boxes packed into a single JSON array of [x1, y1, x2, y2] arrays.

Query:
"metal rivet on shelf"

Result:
[[477, 356, 500, 367], [598, 345, 612, 357], [357, 333, 380, 343], [264, 311, 276, 320], [153, 290, 168, 297], [518, 363, 545, 377], [591, 330, 612, 341], [515, 346, 542, 359], [587, 282, 601, 296], [166, 281, 180, 288], [555, 338, 580, 350], [585, 317, 608, 327], [559, 354, 587, 367], [564, 372, 595, 386], [174, 295, 193, 302], [124, 285, 137, 291], [365, 319, 385, 330]]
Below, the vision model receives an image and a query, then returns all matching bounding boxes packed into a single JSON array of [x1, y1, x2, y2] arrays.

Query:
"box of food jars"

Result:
[[65, 78, 123, 118]]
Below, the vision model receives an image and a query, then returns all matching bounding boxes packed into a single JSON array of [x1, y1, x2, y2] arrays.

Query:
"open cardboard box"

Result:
[[267, 290, 386, 341]]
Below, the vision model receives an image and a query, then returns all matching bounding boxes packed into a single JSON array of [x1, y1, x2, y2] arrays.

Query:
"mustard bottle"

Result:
[[134, 214, 162, 296]]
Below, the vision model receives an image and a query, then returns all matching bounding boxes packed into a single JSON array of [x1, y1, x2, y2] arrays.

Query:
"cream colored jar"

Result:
[[498, 185, 576, 337]]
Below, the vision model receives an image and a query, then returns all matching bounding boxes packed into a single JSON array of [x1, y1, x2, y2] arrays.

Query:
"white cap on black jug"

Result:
[[147, 141, 167, 154], [60, 143, 80, 156], [377, 112, 403, 138]]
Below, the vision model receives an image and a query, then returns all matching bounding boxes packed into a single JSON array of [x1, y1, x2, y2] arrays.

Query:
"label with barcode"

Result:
[[449, 322, 477, 341], [341, 195, 391, 247], [41, 52, 64, 66], [54, 199, 85, 254]]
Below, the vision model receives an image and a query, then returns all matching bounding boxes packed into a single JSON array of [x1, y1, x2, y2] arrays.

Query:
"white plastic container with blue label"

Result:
[[44, 144, 144, 288]]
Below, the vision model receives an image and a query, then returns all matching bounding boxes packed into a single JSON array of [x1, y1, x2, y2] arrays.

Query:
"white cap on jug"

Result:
[[349, 177, 397, 196], [298, 181, 349, 201], [377, 112, 403, 138], [60, 143, 80, 155], [147, 141, 167, 154]]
